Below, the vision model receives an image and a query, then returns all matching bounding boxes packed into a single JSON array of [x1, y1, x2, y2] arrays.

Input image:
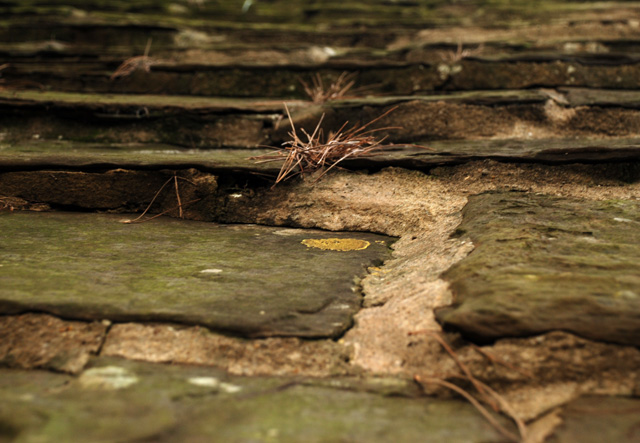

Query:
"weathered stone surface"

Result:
[[0, 141, 281, 173], [0, 313, 107, 374], [5, 89, 640, 148], [101, 322, 353, 377], [548, 396, 640, 443], [0, 357, 514, 443], [0, 212, 393, 338], [0, 90, 281, 148], [434, 331, 640, 421], [1, 139, 638, 183], [0, 168, 219, 220], [437, 192, 640, 346]]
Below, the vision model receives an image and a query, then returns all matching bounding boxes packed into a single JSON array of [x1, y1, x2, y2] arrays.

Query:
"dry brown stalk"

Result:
[[251, 104, 400, 186], [110, 38, 157, 80], [414, 376, 521, 443], [409, 329, 497, 409], [464, 376, 528, 441], [120, 175, 199, 224], [410, 330, 527, 442]]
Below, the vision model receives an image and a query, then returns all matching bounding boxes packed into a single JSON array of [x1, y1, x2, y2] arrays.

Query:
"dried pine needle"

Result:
[[251, 104, 401, 186]]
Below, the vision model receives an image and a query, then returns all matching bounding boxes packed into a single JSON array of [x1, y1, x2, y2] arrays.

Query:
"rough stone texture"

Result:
[[277, 92, 640, 144], [2, 0, 640, 438], [429, 331, 640, 421], [4, 1, 640, 98], [1, 138, 638, 175], [0, 212, 393, 338], [0, 90, 277, 148], [4, 89, 640, 148], [437, 192, 640, 346], [217, 166, 640, 426], [0, 313, 107, 374], [548, 396, 640, 443], [101, 323, 353, 377], [0, 168, 219, 219], [0, 357, 514, 443], [0, 141, 281, 174]]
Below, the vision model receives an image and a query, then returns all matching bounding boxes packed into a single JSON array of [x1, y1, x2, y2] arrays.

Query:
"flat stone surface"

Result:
[[0, 313, 107, 374], [0, 141, 281, 173], [0, 212, 393, 338], [549, 396, 640, 443], [0, 357, 514, 443], [437, 192, 640, 346], [1, 138, 638, 175]]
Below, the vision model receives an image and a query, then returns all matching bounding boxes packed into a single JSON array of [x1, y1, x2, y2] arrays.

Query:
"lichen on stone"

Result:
[[301, 238, 370, 251]]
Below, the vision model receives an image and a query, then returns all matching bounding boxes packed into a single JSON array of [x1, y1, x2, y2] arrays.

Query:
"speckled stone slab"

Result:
[[437, 192, 640, 346], [0, 212, 393, 338]]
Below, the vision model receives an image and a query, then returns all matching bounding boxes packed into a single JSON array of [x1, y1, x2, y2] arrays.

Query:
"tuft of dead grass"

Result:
[[439, 40, 485, 63], [251, 104, 401, 186], [299, 72, 376, 103], [110, 38, 158, 81]]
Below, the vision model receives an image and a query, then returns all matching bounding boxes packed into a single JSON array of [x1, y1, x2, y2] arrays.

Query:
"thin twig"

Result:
[[174, 176, 183, 218], [470, 377, 528, 441], [409, 329, 497, 410], [122, 176, 174, 223], [121, 175, 197, 224], [122, 199, 201, 224], [470, 344, 535, 379], [411, 330, 528, 441], [414, 376, 521, 443]]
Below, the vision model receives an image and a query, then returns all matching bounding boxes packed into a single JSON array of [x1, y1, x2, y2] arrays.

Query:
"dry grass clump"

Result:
[[252, 104, 400, 186], [300, 72, 374, 103], [439, 40, 485, 63], [110, 38, 158, 80]]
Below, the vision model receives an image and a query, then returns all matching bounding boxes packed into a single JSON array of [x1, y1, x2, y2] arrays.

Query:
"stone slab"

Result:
[[4, 89, 640, 146], [0, 212, 393, 338], [0, 357, 513, 443], [548, 396, 640, 443], [1, 139, 638, 175], [436, 192, 640, 346]]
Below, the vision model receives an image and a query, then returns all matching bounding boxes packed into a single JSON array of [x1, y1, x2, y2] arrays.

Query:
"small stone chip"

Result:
[[301, 238, 370, 251], [79, 366, 139, 390]]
